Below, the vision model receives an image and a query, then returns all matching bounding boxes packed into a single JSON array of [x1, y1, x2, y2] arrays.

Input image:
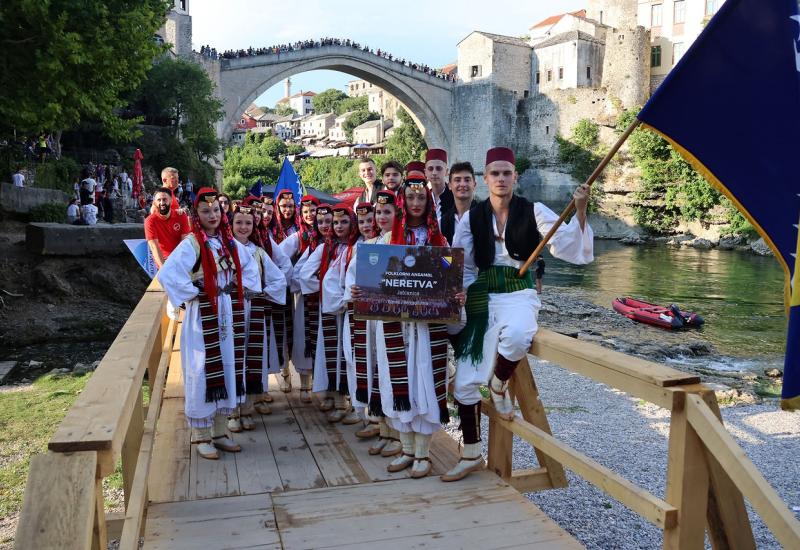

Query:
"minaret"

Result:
[[285, 78, 292, 99]]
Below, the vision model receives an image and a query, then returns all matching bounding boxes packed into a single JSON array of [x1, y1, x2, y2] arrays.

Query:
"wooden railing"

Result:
[[13, 285, 800, 549]]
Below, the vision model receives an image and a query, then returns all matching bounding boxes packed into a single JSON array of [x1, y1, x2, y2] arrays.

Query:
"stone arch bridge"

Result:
[[200, 45, 455, 151]]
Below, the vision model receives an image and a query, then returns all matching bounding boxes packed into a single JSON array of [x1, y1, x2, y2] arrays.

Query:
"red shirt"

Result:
[[144, 210, 191, 262]]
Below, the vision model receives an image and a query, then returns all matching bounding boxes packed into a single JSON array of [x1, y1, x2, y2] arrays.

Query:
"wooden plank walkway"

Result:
[[144, 324, 584, 549]]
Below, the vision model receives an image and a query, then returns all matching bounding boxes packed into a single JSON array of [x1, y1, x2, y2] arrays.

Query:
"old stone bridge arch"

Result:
[[206, 45, 454, 150]]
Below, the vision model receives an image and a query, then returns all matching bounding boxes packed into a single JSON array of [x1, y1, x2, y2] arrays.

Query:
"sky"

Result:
[[189, 0, 585, 108]]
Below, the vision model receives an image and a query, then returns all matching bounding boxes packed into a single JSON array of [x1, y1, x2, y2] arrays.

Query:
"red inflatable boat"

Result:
[[612, 297, 704, 329]]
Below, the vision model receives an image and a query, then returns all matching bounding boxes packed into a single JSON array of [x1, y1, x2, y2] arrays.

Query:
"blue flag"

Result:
[[274, 157, 303, 204], [249, 178, 263, 198], [637, 0, 800, 409]]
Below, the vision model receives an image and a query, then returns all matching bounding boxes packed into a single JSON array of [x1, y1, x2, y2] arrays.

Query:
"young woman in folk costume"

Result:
[[278, 196, 325, 401], [357, 166, 460, 478], [157, 188, 261, 460], [344, 192, 403, 458], [299, 204, 360, 423], [226, 201, 287, 431]]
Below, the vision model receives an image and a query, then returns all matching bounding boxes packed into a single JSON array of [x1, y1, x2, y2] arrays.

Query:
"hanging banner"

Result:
[[354, 243, 463, 322], [124, 239, 158, 279]]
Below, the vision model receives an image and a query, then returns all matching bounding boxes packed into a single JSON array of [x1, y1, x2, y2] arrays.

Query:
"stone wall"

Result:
[[600, 25, 650, 108], [491, 42, 532, 96], [164, 12, 193, 58], [26, 223, 145, 256], [585, 0, 638, 28], [0, 183, 70, 214]]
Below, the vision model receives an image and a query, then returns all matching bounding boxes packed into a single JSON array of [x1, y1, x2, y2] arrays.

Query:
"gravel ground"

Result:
[[445, 355, 800, 549]]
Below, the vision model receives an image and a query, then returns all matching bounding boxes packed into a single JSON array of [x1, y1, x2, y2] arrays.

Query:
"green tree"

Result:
[[223, 135, 281, 198], [135, 58, 223, 161], [313, 88, 347, 114], [296, 157, 358, 194], [343, 110, 380, 142], [0, 0, 171, 140], [335, 95, 368, 115], [273, 104, 296, 116], [384, 109, 426, 164]]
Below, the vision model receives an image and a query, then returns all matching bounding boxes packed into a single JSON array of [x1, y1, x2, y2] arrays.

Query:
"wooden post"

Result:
[[91, 477, 108, 550], [487, 415, 513, 481], [121, 387, 144, 507], [510, 357, 567, 488], [663, 393, 709, 550]]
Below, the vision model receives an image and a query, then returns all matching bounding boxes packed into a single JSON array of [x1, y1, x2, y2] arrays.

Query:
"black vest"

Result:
[[469, 195, 540, 270], [441, 200, 477, 245]]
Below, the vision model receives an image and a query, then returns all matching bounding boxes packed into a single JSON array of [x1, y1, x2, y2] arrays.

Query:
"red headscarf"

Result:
[[319, 204, 358, 295], [355, 202, 379, 240], [390, 182, 447, 247], [192, 187, 245, 313]]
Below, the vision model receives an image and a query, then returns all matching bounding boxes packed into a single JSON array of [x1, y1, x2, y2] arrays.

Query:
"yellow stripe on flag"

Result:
[[792, 215, 800, 308]]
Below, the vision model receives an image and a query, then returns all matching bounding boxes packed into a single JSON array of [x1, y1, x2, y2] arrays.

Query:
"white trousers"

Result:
[[453, 289, 540, 405]]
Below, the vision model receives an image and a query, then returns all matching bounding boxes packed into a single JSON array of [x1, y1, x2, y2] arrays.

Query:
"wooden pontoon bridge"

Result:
[[14, 282, 800, 549]]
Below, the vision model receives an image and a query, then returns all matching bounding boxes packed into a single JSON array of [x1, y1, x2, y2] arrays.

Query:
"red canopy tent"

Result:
[[333, 186, 363, 208]]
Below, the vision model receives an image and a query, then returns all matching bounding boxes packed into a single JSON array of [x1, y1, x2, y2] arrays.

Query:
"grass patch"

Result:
[[754, 380, 782, 399], [0, 373, 91, 518]]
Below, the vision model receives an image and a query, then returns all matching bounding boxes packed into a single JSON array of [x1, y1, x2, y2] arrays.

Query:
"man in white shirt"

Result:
[[81, 198, 98, 225], [424, 149, 453, 221], [12, 168, 24, 188], [66, 199, 80, 224]]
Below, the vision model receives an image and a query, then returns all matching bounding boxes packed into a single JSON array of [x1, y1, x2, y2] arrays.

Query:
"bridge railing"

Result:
[[483, 329, 800, 549], [13, 285, 800, 549], [14, 280, 173, 550]]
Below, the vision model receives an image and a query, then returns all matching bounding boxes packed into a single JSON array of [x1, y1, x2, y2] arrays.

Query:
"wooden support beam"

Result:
[[686, 395, 800, 549], [121, 387, 144, 507], [484, 399, 677, 530], [119, 318, 175, 550], [487, 413, 512, 480], [105, 512, 125, 541], [507, 467, 554, 493], [91, 478, 107, 550], [510, 358, 568, 489], [663, 393, 709, 550], [15, 451, 97, 550]]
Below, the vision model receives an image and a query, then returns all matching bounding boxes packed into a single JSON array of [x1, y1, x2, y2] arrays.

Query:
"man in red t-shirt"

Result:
[[145, 187, 191, 268]]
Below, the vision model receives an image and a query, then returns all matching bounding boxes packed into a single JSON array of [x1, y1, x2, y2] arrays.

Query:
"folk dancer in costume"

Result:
[[271, 191, 309, 394], [342, 203, 380, 434], [300, 205, 360, 423], [227, 201, 287, 431], [424, 149, 454, 222], [280, 197, 328, 403], [345, 191, 404, 457], [157, 188, 261, 460], [356, 165, 460, 478], [357, 157, 383, 204], [443, 147, 593, 481], [379, 160, 404, 193], [248, 193, 293, 412], [439, 162, 478, 246]]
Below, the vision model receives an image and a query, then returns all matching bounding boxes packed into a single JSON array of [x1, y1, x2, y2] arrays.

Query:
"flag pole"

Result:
[[518, 118, 642, 277]]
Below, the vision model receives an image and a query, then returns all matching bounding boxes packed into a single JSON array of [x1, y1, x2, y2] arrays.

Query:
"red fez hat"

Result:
[[355, 202, 374, 216], [242, 195, 261, 207], [276, 189, 294, 200], [485, 147, 515, 166], [316, 203, 333, 215], [194, 187, 218, 208], [300, 194, 320, 206], [332, 203, 354, 217], [425, 149, 448, 163], [376, 190, 397, 205], [261, 194, 274, 205], [405, 161, 426, 181]]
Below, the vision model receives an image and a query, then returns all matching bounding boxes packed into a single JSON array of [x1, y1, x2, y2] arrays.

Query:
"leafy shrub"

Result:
[[515, 157, 531, 175], [29, 202, 67, 223], [35, 158, 81, 193]]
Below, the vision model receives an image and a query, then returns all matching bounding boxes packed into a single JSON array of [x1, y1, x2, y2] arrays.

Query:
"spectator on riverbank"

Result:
[[144, 187, 191, 268], [12, 167, 25, 188], [81, 197, 98, 225], [101, 191, 114, 224], [79, 170, 97, 206], [66, 199, 80, 224]]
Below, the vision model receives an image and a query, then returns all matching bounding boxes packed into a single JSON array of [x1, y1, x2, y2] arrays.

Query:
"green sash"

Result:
[[454, 265, 533, 363]]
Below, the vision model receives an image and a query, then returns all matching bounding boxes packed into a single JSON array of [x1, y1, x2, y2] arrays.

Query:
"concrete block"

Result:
[[26, 223, 145, 256], [0, 183, 70, 214]]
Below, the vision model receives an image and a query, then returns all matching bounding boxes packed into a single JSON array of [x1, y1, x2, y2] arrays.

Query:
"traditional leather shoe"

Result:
[[240, 415, 256, 431], [227, 417, 242, 433], [387, 453, 415, 473], [368, 437, 389, 455], [327, 409, 346, 423], [356, 423, 381, 439], [262, 392, 274, 403], [441, 443, 485, 482], [212, 435, 242, 453], [254, 401, 272, 415], [191, 428, 219, 460], [381, 438, 403, 457], [341, 409, 362, 425], [410, 458, 432, 479], [490, 375, 515, 421], [299, 374, 313, 403], [279, 370, 292, 392], [319, 395, 334, 412]]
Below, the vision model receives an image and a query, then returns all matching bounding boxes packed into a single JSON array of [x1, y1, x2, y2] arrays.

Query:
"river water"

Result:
[[545, 240, 787, 370]]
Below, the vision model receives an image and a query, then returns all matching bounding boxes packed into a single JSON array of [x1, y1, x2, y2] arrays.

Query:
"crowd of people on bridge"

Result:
[[152, 147, 593, 481], [198, 38, 458, 82]]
